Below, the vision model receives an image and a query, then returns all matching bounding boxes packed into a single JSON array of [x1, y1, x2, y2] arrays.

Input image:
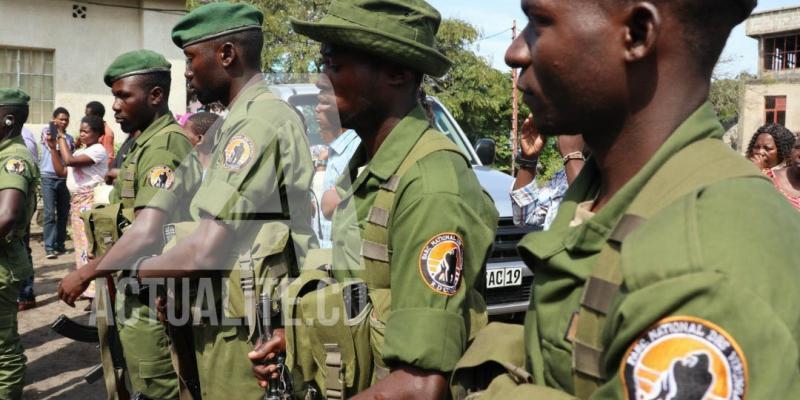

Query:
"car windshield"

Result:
[[289, 94, 478, 165]]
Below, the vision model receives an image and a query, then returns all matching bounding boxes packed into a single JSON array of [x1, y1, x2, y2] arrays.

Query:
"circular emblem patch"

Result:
[[418, 233, 464, 296], [622, 316, 748, 400], [4, 158, 25, 175], [147, 165, 174, 189], [222, 134, 255, 171]]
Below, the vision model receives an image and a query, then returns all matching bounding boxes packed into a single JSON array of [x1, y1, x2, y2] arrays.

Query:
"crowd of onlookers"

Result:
[[16, 103, 220, 311]]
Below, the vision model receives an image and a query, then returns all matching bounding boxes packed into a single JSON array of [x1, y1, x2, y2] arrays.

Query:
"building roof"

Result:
[[746, 5, 800, 38]]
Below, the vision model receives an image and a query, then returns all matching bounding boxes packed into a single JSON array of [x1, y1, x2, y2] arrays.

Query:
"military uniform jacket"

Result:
[[109, 113, 196, 220], [0, 135, 38, 281], [331, 105, 498, 373], [516, 103, 800, 398], [189, 78, 315, 279]]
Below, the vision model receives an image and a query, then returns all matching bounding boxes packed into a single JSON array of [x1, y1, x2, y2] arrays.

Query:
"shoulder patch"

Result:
[[621, 316, 748, 400], [147, 165, 175, 189], [4, 158, 26, 175], [222, 134, 255, 171], [418, 232, 464, 296]]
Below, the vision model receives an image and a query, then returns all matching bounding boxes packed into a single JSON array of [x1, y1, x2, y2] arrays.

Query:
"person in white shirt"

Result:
[[45, 115, 108, 305]]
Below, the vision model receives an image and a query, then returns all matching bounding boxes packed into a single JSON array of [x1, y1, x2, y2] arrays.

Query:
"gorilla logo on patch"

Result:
[[418, 232, 463, 296], [4, 158, 25, 175], [222, 134, 255, 171], [622, 317, 748, 400], [147, 165, 174, 189]]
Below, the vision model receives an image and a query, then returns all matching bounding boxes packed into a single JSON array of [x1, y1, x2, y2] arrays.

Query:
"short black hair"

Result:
[[135, 71, 172, 99], [746, 123, 797, 165], [53, 107, 69, 118], [86, 101, 105, 118], [212, 29, 263, 69], [187, 112, 219, 136], [605, 0, 748, 73], [81, 115, 105, 136]]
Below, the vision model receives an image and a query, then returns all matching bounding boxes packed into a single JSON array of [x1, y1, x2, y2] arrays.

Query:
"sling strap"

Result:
[[317, 130, 468, 397], [571, 139, 766, 398], [360, 129, 467, 289]]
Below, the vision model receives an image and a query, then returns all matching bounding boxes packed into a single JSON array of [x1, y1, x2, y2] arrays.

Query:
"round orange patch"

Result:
[[621, 316, 747, 400], [418, 233, 463, 296]]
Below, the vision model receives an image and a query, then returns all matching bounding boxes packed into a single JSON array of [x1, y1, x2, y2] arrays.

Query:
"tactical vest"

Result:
[[82, 125, 184, 257], [287, 130, 488, 399], [450, 139, 766, 399]]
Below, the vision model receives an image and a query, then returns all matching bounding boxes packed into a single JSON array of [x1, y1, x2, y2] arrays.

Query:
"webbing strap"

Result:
[[360, 130, 466, 289], [571, 139, 766, 398], [324, 343, 345, 400], [238, 244, 258, 341]]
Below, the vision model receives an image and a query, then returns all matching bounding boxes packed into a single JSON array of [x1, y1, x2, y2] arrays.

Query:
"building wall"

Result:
[[738, 80, 800, 152], [747, 7, 800, 37], [0, 0, 186, 143]]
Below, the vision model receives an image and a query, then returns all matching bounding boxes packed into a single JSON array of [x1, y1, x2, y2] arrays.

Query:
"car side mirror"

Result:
[[475, 138, 496, 165]]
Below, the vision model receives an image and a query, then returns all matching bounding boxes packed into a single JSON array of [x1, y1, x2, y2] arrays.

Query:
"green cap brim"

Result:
[[291, 16, 451, 77]]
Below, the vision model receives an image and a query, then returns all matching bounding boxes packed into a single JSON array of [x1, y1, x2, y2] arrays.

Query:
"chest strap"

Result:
[[360, 130, 467, 289], [571, 139, 766, 398]]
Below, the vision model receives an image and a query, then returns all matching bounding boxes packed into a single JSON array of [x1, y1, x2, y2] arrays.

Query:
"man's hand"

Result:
[[58, 268, 91, 307], [248, 328, 287, 388], [519, 114, 546, 159]]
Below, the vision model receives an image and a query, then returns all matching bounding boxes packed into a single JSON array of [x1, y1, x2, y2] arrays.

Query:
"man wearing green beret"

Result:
[[449, 0, 800, 398], [57, 49, 199, 399], [0, 88, 38, 400], [249, 0, 498, 398], [134, 2, 316, 399]]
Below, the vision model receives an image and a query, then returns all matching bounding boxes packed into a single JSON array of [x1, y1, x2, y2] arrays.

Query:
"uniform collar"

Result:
[[520, 102, 725, 260], [227, 74, 269, 112], [131, 113, 176, 152], [0, 134, 24, 153], [356, 105, 430, 186], [329, 129, 359, 155]]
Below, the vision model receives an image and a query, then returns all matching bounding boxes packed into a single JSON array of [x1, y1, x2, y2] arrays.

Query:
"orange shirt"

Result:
[[100, 122, 115, 166]]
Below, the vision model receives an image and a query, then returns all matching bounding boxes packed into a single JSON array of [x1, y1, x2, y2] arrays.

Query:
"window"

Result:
[[765, 34, 800, 72], [0, 47, 54, 124], [765, 96, 786, 125]]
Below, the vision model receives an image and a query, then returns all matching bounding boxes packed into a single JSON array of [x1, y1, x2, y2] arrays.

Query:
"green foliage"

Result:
[[425, 19, 518, 171], [709, 73, 755, 130]]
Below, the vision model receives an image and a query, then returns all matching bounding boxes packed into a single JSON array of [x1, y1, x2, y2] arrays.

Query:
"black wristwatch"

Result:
[[517, 149, 539, 169]]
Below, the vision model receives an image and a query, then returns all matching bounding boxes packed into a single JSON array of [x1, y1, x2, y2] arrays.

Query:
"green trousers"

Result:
[[0, 278, 24, 400], [115, 290, 179, 399], [194, 323, 265, 399]]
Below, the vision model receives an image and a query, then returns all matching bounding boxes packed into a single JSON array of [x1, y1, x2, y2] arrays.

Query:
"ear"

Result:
[[149, 85, 165, 107], [219, 42, 236, 68], [623, 2, 661, 62]]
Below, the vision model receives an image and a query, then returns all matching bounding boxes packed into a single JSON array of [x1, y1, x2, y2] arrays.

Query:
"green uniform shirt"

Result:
[[331, 106, 498, 373], [516, 103, 800, 398], [110, 113, 195, 218], [190, 79, 315, 268], [0, 135, 38, 278]]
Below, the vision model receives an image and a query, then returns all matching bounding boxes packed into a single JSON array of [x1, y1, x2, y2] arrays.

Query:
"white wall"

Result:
[[0, 0, 187, 144], [739, 81, 800, 152]]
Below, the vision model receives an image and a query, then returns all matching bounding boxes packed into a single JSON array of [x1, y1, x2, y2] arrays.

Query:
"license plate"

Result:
[[486, 267, 523, 289]]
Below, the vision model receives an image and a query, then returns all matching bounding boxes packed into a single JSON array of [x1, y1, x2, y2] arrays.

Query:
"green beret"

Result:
[[291, 0, 451, 77], [104, 50, 171, 87], [172, 2, 263, 48], [0, 88, 30, 107]]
